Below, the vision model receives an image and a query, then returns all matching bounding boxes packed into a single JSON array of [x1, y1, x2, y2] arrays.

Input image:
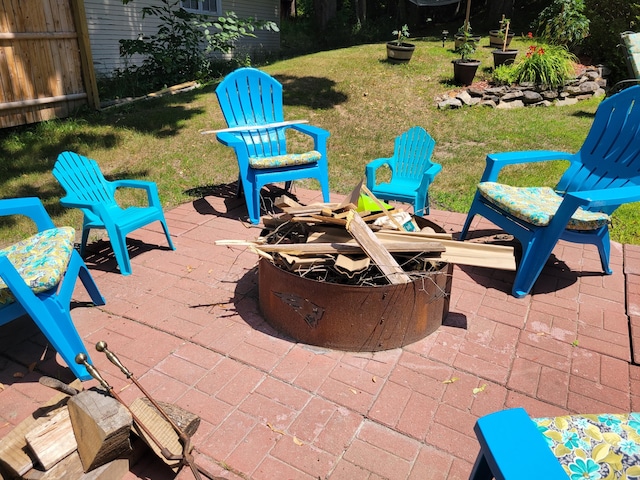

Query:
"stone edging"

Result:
[[436, 67, 607, 109]]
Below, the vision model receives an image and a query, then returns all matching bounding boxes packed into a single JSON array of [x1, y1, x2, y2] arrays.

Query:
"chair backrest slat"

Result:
[[557, 86, 640, 201], [216, 68, 288, 159], [393, 126, 437, 180], [53, 152, 116, 206]]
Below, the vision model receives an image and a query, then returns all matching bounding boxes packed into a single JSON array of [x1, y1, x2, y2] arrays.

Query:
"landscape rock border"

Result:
[[436, 67, 607, 109]]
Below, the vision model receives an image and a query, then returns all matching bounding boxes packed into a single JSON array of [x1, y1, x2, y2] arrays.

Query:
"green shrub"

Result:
[[531, 0, 590, 48]]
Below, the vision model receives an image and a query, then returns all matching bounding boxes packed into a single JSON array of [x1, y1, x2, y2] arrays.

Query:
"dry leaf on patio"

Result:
[[443, 377, 459, 384], [293, 436, 304, 446], [267, 422, 286, 436], [473, 384, 487, 395], [350, 388, 359, 395], [372, 376, 377, 383], [28, 362, 37, 372], [13, 371, 24, 378]]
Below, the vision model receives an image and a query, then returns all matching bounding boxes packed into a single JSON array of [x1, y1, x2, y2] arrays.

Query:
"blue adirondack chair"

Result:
[[471, 407, 640, 480], [459, 85, 640, 298], [53, 151, 175, 276], [0, 197, 105, 381], [365, 126, 442, 216], [214, 67, 331, 224]]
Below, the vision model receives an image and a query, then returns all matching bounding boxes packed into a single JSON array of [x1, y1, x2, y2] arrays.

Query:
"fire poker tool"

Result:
[[92, 342, 221, 480]]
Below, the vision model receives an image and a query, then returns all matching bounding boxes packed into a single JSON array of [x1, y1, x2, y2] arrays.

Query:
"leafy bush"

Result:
[[118, 0, 278, 91], [531, 0, 590, 48], [581, 0, 640, 83]]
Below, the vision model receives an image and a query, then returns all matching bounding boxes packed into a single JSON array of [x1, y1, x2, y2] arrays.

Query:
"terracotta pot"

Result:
[[386, 42, 415, 63], [452, 59, 481, 86], [492, 49, 518, 68]]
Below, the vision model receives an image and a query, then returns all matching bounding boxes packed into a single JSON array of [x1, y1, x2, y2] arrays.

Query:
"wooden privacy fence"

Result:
[[0, 0, 99, 129]]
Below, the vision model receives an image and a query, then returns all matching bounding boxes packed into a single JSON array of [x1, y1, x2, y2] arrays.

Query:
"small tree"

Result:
[[531, 0, 590, 48]]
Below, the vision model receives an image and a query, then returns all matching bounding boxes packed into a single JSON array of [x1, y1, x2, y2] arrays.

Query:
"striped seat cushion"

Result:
[[478, 182, 610, 231], [0, 227, 75, 306]]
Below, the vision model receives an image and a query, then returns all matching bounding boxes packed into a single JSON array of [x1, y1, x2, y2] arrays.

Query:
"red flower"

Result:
[[527, 32, 533, 38], [537, 47, 545, 55]]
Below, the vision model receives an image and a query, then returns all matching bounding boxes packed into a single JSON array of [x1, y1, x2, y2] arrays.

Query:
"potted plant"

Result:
[[454, 23, 480, 49], [492, 17, 518, 68], [386, 24, 415, 64], [452, 20, 481, 85], [489, 15, 515, 48]]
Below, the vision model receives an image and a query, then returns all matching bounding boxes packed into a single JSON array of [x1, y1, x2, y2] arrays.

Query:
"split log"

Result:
[[128, 398, 184, 472], [138, 398, 200, 438], [25, 409, 77, 470], [345, 209, 411, 284], [0, 379, 82, 477], [22, 453, 128, 480], [67, 389, 132, 472]]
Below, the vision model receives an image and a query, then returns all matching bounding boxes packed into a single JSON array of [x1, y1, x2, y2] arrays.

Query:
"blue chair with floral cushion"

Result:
[[214, 67, 331, 224], [470, 407, 640, 480], [365, 126, 442, 216], [459, 85, 640, 298], [0, 197, 105, 381]]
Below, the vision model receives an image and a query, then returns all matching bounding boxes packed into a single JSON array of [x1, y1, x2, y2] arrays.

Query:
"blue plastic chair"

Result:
[[214, 67, 331, 224], [471, 408, 568, 480], [53, 151, 176, 276], [459, 85, 640, 298], [365, 126, 442, 216], [0, 197, 105, 381]]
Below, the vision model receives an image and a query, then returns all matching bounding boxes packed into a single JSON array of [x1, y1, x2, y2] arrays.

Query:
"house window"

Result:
[[181, 0, 220, 15]]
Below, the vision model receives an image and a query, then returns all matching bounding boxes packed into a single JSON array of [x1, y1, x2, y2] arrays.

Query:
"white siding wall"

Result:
[[84, 0, 280, 77]]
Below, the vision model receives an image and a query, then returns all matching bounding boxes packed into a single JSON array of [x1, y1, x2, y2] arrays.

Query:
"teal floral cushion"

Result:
[[478, 182, 611, 231], [0, 227, 75, 307], [249, 151, 321, 169], [534, 413, 640, 479]]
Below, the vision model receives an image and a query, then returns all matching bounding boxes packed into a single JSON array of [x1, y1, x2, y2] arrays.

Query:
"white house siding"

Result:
[[84, 0, 280, 77]]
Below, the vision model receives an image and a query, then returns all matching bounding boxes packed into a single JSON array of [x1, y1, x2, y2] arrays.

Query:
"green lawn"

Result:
[[2, 35, 639, 246]]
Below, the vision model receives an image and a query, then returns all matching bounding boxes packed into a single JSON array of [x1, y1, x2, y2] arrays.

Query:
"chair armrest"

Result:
[[289, 124, 330, 142], [110, 179, 163, 208], [365, 158, 392, 187], [417, 163, 443, 191], [474, 408, 568, 480], [0, 197, 55, 231], [481, 151, 576, 182]]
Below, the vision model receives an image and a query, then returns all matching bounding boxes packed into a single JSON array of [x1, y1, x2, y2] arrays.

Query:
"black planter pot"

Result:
[[492, 49, 518, 68], [489, 30, 515, 48], [452, 59, 481, 86], [386, 42, 416, 63]]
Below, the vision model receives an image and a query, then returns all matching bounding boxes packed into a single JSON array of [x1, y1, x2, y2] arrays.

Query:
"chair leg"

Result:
[[58, 251, 105, 307], [160, 219, 176, 251], [469, 452, 493, 480], [80, 224, 91, 257], [107, 228, 133, 275]]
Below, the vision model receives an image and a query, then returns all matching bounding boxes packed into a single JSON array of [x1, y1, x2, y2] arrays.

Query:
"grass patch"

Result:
[[2, 35, 636, 247]]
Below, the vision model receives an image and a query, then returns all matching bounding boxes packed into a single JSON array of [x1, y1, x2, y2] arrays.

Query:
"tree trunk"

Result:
[[314, 0, 337, 31], [354, 0, 366, 23]]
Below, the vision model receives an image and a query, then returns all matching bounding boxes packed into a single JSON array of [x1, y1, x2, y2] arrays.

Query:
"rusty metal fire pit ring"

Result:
[[258, 218, 453, 352]]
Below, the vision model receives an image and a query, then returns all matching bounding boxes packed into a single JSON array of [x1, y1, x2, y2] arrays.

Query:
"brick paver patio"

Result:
[[1, 184, 639, 480]]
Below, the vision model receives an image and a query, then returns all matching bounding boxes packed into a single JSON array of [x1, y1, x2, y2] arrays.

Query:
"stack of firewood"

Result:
[[217, 185, 516, 286], [0, 378, 199, 480]]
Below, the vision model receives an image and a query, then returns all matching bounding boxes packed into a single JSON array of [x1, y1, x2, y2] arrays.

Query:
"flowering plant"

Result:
[[494, 36, 577, 88]]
